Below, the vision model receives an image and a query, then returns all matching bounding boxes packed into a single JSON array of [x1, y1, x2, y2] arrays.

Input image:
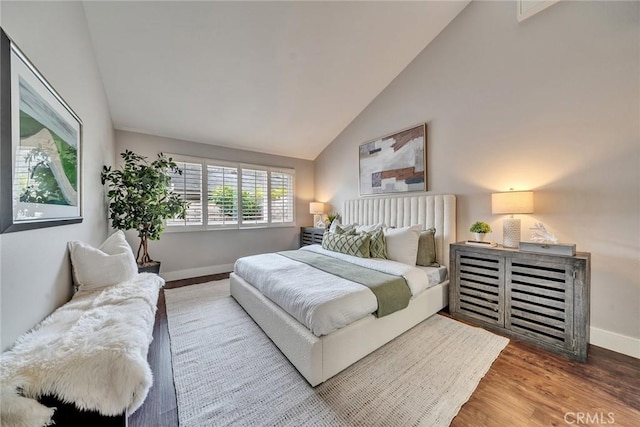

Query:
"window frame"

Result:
[[165, 154, 296, 232]]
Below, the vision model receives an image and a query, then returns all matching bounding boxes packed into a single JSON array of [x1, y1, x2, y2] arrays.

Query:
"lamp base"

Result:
[[503, 218, 521, 248]]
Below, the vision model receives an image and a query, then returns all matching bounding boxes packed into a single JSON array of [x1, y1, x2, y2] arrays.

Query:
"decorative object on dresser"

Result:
[[0, 29, 83, 234], [299, 226, 325, 247], [309, 201, 325, 228], [491, 189, 534, 248], [469, 221, 492, 242], [519, 241, 576, 256], [529, 222, 558, 243], [101, 150, 189, 274], [449, 242, 590, 361], [358, 124, 426, 195], [521, 222, 576, 255]]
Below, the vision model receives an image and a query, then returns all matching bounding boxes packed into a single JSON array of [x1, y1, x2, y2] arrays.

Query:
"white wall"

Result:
[[315, 1, 640, 355], [0, 2, 115, 350], [115, 130, 315, 280]]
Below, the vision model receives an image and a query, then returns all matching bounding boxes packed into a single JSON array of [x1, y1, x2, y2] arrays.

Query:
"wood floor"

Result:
[[130, 275, 640, 427]]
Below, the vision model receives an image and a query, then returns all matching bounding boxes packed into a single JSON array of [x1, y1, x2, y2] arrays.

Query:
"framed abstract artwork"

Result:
[[359, 124, 426, 196], [0, 28, 82, 233]]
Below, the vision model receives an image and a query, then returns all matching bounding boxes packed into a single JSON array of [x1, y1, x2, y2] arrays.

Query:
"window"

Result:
[[166, 160, 203, 226], [167, 155, 295, 230], [270, 170, 294, 223], [240, 168, 268, 225], [207, 165, 238, 226]]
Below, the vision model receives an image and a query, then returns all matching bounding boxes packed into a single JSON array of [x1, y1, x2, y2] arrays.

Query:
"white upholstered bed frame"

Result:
[[230, 194, 456, 386]]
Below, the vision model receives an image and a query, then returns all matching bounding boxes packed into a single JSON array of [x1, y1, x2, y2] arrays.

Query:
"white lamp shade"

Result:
[[309, 202, 325, 215], [491, 191, 534, 214]]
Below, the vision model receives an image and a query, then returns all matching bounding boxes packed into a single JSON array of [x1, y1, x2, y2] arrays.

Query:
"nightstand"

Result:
[[449, 242, 591, 361], [300, 227, 325, 247]]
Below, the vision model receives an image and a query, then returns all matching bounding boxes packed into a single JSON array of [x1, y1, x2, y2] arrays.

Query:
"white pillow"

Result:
[[355, 222, 385, 233], [68, 231, 138, 291], [383, 224, 422, 265]]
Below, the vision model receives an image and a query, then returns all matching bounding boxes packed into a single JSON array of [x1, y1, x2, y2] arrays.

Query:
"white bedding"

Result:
[[233, 245, 444, 336]]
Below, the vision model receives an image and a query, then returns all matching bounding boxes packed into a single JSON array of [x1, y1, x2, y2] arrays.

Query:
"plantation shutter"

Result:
[[207, 164, 238, 226], [240, 168, 268, 224], [167, 161, 203, 226], [270, 170, 294, 223]]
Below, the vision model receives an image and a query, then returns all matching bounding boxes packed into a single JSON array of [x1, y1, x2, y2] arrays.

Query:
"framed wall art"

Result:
[[1, 28, 82, 233], [359, 123, 426, 196]]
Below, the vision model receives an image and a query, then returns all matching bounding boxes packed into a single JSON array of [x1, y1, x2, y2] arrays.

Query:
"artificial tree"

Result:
[[101, 150, 187, 266]]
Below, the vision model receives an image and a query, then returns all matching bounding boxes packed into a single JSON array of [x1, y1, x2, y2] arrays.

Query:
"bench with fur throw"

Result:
[[1, 273, 164, 427]]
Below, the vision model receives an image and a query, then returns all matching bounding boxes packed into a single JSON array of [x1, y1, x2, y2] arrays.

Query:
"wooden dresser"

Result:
[[449, 242, 591, 361], [299, 227, 325, 247]]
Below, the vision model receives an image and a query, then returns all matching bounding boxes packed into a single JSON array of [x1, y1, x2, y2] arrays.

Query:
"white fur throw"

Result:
[[0, 273, 164, 427]]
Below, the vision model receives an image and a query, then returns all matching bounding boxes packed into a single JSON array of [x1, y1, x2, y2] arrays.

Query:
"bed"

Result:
[[230, 194, 456, 386]]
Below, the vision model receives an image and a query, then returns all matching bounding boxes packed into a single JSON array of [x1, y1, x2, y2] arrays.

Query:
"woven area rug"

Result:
[[165, 280, 509, 427]]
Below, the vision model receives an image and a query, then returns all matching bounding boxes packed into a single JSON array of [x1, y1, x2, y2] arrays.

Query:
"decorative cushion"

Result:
[[322, 232, 371, 258], [334, 223, 356, 235], [416, 228, 440, 267], [383, 224, 422, 265], [68, 231, 138, 291], [361, 228, 387, 259], [355, 222, 385, 233]]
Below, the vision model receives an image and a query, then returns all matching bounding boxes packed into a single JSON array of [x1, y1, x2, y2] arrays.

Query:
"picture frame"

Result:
[[1, 28, 82, 233], [358, 123, 426, 196], [516, 0, 560, 22]]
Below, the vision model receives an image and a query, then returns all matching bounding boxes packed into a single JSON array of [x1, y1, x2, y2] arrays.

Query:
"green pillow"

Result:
[[361, 228, 387, 259], [416, 228, 439, 267], [322, 232, 371, 258]]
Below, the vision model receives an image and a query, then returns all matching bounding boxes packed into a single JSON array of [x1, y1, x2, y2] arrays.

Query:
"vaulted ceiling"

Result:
[[83, 1, 469, 160]]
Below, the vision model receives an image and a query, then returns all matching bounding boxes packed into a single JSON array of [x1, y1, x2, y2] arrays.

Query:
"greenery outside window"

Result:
[[166, 155, 295, 230]]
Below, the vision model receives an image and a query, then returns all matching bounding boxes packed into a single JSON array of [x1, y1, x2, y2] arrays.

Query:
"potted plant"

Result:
[[470, 221, 492, 242], [101, 150, 188, 273], [325, 212, 339, 228]]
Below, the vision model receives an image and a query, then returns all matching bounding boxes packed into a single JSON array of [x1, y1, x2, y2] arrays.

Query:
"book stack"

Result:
[[465, 240, 497, 247]]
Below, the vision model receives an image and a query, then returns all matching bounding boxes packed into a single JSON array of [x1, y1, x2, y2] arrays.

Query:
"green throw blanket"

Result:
[[278, 250, 412, 317]]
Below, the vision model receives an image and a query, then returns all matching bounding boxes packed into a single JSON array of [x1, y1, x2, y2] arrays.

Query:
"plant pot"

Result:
[[138, 261, 161, 275], [473, 233, 487, 242]]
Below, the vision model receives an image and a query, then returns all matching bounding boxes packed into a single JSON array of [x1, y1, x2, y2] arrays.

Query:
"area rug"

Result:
[[165, 280, 509, 427]]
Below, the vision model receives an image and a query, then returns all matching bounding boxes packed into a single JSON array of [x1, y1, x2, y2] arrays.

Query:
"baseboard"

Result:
[[590, 326, 640, 359], [161, 263, 234, 282]]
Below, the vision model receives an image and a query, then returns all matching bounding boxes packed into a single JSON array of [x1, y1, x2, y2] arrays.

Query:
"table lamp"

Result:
[[309, 202, 325, 228], [491, 190, 534, 248]]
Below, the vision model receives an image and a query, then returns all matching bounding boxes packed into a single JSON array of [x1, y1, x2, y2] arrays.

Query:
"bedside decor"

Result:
[[492, 190, 533, 248], [529, 222, 558, 243], [309, 202, 325, 228], [359, 124, 426, 195], [469, 221, 492, 242], [0, 29, 83, 233]]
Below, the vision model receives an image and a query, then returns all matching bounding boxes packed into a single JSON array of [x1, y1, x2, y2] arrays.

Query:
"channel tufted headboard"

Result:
[[342, 194, 457, 269]]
